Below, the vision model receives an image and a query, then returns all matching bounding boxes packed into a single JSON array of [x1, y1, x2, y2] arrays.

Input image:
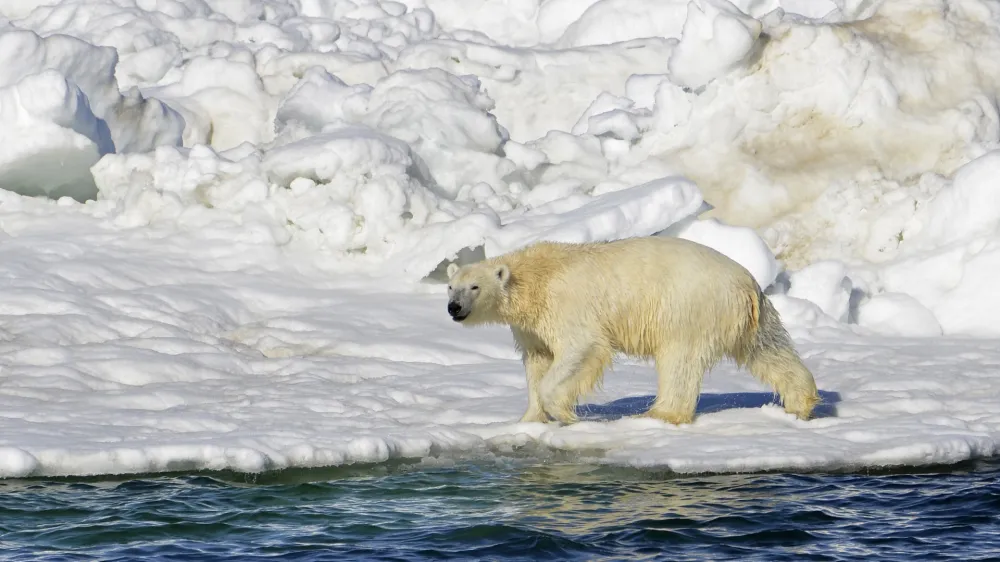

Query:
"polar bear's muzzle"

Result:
[[448, 300, 469, 321]]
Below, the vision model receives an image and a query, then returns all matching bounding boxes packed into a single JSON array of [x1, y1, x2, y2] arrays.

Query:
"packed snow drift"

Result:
[[0, 0, 999, 477]]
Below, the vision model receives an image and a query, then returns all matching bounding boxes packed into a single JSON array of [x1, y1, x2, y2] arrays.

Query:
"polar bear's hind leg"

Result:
[[746, 294, 821, 420]]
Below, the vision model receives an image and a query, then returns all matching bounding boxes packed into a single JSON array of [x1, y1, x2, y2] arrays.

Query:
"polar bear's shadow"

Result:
[[576, 390, 841, 421]]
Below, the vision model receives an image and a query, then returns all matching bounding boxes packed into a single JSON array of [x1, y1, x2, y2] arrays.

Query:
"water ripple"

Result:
[[1, 458, 998, 561]]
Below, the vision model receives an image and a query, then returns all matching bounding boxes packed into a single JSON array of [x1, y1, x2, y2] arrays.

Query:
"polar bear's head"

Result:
[[445, 261, 511, 324]]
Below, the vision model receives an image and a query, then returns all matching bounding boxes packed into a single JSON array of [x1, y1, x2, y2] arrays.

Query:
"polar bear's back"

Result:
[[510, 236, 757, 292], [501, 237, 761, 358]]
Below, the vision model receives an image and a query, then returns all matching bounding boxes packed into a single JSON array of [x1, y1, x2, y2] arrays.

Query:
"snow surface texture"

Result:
[[0, 0, 999, 477]]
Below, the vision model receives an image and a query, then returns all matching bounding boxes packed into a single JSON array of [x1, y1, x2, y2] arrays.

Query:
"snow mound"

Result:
[[855, 293, 943, 338], [660, 215, 780, 289], [863, 150, 1000, 337], [274, 67, 512, 198], [7, 0, 438, 149], [667, 0, 762, 91], [0, 448, 39, 478], [0, 29, 182, 200], [0, 70, 109, 200], [392, 38, 677, 142], [554, 0, 691, 48]]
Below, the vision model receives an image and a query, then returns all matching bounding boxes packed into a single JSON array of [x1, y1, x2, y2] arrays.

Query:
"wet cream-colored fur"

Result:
[[446, 237, 820, 425]]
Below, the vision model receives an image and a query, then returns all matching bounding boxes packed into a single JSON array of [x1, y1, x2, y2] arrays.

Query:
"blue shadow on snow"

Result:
[[576, 390, 841, 421]]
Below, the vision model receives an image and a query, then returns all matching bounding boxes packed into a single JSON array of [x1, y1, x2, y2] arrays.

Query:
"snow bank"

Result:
[[3, 1, 778, 280], [760, 145, 1000, 338], [391, 0, 1000, 291], [6, 0, 998, 277], [92, 139, 715, 282], [2, 0, 800, 280], [541, 0, 1000, 275]]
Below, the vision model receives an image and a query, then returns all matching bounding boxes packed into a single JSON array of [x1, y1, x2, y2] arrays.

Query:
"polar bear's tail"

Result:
[[745, 292, 821, 421], [753, 292, 792, 356]]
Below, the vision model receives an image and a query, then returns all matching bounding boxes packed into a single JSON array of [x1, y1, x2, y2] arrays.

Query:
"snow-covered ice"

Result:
[[1, 198, 997, 478], [1, 0, 999, 477]]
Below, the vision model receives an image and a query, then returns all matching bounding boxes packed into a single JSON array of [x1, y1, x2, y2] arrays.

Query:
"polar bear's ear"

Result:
[[447, 263, 459, 279], [495, 264, 511, 287]]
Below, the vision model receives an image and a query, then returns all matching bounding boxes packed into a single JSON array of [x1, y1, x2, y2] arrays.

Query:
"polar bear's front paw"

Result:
[[518, 409, 549, 423], [642, 407, 694, 425], [542, 403, 578, 425]]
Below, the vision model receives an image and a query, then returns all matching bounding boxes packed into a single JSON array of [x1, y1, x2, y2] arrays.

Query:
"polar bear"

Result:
[[445, 236, 820, 425]]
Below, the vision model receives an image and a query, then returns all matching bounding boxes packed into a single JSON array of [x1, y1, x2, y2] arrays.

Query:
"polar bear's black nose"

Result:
[[448, 302, 462, 316]]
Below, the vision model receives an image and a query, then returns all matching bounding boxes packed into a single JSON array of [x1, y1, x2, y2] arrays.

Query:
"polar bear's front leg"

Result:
[[512, 327, 553, 423], [538, 344, 605, 424], [519, 352, 553, 423]]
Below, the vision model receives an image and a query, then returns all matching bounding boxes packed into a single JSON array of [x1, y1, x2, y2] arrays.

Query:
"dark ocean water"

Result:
[[2, 457, 999, 561]]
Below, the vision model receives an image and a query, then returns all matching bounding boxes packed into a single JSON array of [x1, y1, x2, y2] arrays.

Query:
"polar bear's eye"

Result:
[[471, 285, 479, 291], [447, 285, 452, 290]]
